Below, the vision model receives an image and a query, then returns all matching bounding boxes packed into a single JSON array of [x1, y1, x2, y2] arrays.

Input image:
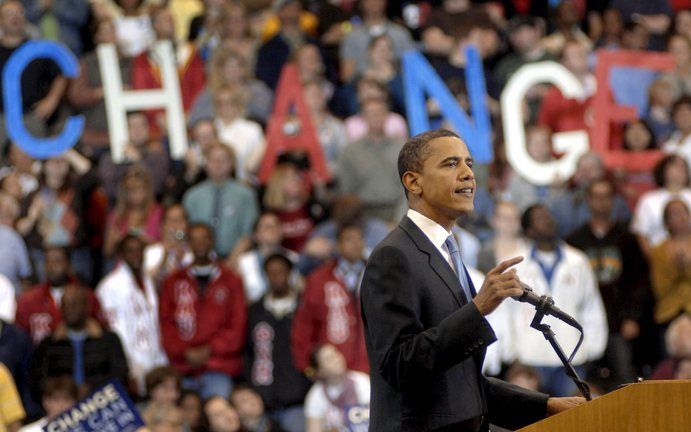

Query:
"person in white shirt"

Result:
[[213, 87, 265, 182], [492, 205, 607, 397], [0, 274, 16, 322], [304, 344, 370, 432], [144, 203, 194, 286], [96, 234, 168, 396], [631, 154, 691, 254]]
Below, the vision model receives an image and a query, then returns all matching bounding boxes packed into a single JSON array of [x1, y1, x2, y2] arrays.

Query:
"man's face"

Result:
[[189, 226, 214, 260], [587, 181, 614, 217], [362, 100, 388, 136], [205, 147, 233, 181], [0, 2, 25, 36], [45, 249, 69, 285], [255, 214, 283, 246], [361, 0, 386, 17], [337, 227, 365, 262], [509, 25, 539, 53], [265, 258, 291, 294], [127, 114, 150, 147], [121, 237, 144, 273], [527, 206, 556, 242], [61, 286, 87, 327], [409, 137, 475, 225]]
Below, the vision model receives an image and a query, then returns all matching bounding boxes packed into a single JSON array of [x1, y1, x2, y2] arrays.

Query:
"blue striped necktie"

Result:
[[445, 235, 473, 301]]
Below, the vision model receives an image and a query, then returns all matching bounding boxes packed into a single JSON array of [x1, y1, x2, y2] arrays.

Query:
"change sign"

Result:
[[43, 381, 145, 432]]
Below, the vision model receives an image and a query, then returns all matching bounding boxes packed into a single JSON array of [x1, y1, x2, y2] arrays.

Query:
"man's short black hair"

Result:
[[397, 129, 461, 196], [263, 252, 293, 271]]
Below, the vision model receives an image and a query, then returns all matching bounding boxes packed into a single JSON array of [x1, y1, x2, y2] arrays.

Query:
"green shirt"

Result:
[[183, 179, 258, 257]]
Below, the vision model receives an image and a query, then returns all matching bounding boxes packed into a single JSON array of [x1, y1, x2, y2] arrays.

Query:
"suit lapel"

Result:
[[399, 217, 465, 306]]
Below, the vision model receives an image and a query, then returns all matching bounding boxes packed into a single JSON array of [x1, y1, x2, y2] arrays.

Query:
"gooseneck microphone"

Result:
[[513, 282, 582, 331]]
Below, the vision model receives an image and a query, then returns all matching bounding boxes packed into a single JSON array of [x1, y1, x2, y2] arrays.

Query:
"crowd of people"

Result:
[[1, 0, 691, 431]]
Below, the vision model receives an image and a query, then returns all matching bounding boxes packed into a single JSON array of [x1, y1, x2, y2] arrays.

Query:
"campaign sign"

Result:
[[42, 381, 145, 432], [343, 404, 369, 432]]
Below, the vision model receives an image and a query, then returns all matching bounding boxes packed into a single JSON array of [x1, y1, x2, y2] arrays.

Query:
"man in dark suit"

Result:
[[360, 129, 585, 432]]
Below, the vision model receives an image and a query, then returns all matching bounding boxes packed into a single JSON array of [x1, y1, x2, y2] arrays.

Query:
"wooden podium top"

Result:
[[517, 380, 691, 432]]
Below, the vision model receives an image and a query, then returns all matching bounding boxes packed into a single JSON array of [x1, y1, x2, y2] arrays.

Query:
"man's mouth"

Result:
[[454, 187, 474, 197]]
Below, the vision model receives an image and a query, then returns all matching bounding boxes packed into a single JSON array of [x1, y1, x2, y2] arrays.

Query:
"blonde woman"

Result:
[[189, 47, 273, 125]]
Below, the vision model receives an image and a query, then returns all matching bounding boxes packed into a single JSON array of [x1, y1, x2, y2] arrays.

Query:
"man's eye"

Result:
[[467, 161, 474, 168]]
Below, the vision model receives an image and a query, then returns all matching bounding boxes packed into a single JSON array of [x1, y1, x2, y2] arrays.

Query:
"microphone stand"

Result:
[[529, 295, 592, 401]]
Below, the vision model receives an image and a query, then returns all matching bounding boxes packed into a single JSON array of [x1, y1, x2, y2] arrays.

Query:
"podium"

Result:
[[517, 380, 691, 432]]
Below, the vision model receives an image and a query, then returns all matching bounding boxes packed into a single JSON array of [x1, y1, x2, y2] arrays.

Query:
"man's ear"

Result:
[[402, 171, 421, 196]]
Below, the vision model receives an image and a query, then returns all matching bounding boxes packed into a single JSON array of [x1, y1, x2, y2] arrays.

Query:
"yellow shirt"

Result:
[[0, 363, 25, 432], [650, 238, 691, 324]]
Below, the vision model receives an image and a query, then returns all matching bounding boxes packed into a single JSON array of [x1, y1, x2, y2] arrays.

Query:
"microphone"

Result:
[[513, 282, 582, 330]]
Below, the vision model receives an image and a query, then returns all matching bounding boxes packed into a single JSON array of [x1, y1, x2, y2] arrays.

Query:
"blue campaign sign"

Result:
[[402, 46, 492, 163], [42, 381, 145, 432], [3, 40, 84, 159]]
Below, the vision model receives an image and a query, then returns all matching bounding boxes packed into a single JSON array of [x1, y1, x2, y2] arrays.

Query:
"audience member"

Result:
[[663, 95, 691, 168], [649, 199, 691, 330], [202, 396, 244, 432], [103, 166, 163, 258], [631, 154, 691, 254], [18, 376, 77, 432], [494, 205, 608, 396], [0, 0, 66, 151], [30, 284, 129, 399], [15, 246, 103, 344], [567, 179, 649, 389], [304, 344, 369, 432], [183, 144, 258, 258], [0, 194, 31, 292], [97, 234, 168, 395], [338, 97, 405, 222], [159, 223, 247, 399], [179, 389, 203, 432], [245, 253, 309, 432], [140, 366, 182, 427], [98, 111, 170, 203], [477, 200, 527, 274], [236, 213, 298, 304], [292, 225, 369, 375], [144, 203, 194, 285], [262, 163, 316, 252], [338, 0, 413, 82], [230, 385, 287, 432], [213, 87, 265, 182]]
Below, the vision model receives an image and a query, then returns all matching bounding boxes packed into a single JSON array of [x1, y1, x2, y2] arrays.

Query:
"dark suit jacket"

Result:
[[361, 217, 548, 432]]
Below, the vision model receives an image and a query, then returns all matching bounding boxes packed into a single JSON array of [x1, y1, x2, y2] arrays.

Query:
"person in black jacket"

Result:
[[566, 178, 651, 389], [29, 284, 128, 399], [360, 129, 585, 432], [244, 253, 310, 432]]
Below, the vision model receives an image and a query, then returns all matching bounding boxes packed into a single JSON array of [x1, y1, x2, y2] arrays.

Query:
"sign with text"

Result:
[[43, 381, 145, 432]]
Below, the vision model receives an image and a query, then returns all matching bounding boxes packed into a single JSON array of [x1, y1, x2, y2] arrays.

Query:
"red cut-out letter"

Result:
[[258, 63, 329, 183], [592, 49, 675, 171]]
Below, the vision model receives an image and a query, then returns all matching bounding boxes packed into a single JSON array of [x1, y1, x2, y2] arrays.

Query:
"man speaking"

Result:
[[360, 130, 584, 431]]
